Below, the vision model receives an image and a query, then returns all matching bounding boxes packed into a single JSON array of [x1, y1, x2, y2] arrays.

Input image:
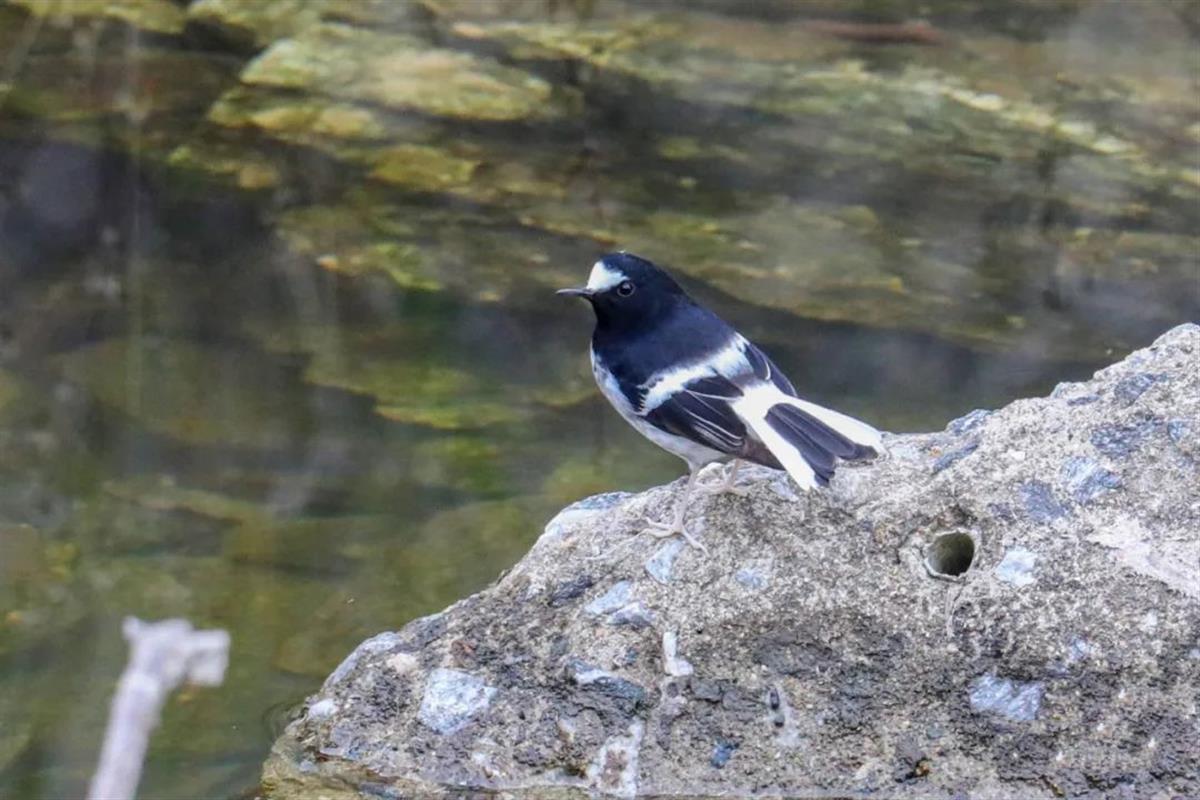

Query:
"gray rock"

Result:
[[543, 492, 633, 540], [263, 325, 1200, 800]]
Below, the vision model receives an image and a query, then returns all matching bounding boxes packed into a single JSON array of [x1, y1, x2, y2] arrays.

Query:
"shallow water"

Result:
[[0, 1, 1196, 797]]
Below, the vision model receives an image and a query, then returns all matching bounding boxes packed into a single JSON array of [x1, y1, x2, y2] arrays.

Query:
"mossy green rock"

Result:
[[57, 339, 304, 449], [9, 0, 186, 35], [250, 317, 591, 431], [240, 23, 571, 122], [188, 0, 419, 49], [184, 1, 1196, 363]]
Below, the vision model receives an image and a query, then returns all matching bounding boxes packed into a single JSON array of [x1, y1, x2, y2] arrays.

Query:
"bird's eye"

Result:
[[617, 280, 635, 297]]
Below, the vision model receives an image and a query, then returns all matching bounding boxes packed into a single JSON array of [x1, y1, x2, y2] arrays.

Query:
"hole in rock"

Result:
[[925, 532, 976, 577]]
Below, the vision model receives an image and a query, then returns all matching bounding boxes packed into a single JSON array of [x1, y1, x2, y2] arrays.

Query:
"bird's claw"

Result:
[[642, 517, 708, 552], [696, 463, 750, 497], [697, 479, 750, 498]]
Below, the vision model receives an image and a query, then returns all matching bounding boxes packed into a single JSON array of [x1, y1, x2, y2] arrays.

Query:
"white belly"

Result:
[[591, 348, 726, 470]]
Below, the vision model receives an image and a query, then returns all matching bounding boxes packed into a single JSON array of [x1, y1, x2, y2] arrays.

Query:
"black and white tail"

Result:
[[733, 384, 882, 490]]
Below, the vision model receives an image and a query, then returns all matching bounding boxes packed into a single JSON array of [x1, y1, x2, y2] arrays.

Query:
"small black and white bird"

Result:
[[558, 252, 882, 547]]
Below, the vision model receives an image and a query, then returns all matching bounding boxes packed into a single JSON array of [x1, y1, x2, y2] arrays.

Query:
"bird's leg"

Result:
[[643, 466, 707, 551], [697, 459, 750, 497]]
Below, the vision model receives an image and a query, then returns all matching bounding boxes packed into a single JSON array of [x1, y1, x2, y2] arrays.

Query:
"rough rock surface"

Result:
[[262, 324, 1200, 799]]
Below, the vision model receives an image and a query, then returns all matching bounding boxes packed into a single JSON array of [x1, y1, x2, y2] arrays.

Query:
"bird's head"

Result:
[[557, 252, 687, 330]]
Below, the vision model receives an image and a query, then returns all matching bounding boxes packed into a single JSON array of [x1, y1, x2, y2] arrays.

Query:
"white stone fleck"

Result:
[[585, 581, 633, 616], [995, 548, 1038, 587], [645, 538, 686, 584], [307, 698, 337, 720], [586, 720, 644, 798], [418, 668, 497, 734], [387, 652, 419, 675], [662, 630, 694, 677], [969, 674, 1044, 722]]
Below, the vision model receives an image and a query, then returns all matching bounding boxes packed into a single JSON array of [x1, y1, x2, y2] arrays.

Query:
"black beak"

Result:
[[556, 287, 592, 298]]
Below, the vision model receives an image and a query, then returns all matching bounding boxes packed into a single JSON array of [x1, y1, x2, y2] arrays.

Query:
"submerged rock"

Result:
[[8, 0, 186, 35], [240, 23, 573, 122], [262, 325, 1200, 798], [187, 0, 420, 50]]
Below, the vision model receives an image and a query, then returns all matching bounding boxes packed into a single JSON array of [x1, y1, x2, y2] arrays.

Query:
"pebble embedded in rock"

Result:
[[584, 580, 633, 616], [662, 630, 694, 677], [610, 602, 656, 629], [1018, 480, 1067, 522], [994, 548, 1037, 587], [306, 698, 337, 720], [1090, 419, 1161, 459], [566, 659, 648, 711], [968, 674, 1044, 722], [710, 738, 737, 768], [417, 667, 497, 735], [645, 538, 685, 584], [734, 566, 769, 591], [547, 574, 594, 607], [1114, 373, 1163, 406], [947, 408, 991, 435], [932, 439, 980, 474], [1060, 456, 1122, 504]]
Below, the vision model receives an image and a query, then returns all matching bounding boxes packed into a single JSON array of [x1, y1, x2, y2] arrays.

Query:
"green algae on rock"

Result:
[[187, 0, 420, 50], [442, 9, 1198, 213], [313, 355, 522, 431], [0, 47, 236, 128], [240, 23, 573, 122], [57, 339, 307, 449], [298, 339, 587, 431], [103, 476, 267, 527], [208, 86, 573, 201], [167, 139, 283, 190], [8, 0, 186, 35], [208, 87, 393, 145], [273, 192, 583, 306]]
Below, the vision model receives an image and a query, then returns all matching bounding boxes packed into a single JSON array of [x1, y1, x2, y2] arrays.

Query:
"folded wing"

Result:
[[639, 338, 881, 490]]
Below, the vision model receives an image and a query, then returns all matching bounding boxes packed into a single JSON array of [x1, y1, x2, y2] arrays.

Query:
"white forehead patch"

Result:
[[586, 260, 625, 292]]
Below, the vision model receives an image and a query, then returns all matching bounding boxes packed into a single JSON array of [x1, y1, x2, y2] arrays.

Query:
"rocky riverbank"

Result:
[[261, 325, 1200, 798]]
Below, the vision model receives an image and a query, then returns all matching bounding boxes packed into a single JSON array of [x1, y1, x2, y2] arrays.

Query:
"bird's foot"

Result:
[[696, 462, 750, 497], [698, 479, 751, 498], [642, 516, 708, 552]]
